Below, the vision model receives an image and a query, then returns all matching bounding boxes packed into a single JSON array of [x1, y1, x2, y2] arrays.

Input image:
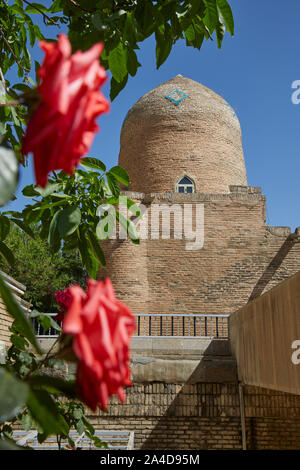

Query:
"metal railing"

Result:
[[32, 313, 229, 340], [12, 430, 134, 450], [32, 313, 61, 338], [135, 314, 229, 339]]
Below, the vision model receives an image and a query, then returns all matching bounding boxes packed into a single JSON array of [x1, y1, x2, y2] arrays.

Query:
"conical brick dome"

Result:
[[118, 75, 247, 194]]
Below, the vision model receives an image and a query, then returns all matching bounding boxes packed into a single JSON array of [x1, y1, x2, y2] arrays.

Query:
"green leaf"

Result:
[[216, 16, 226, 48], [80, 157, 106, 172], [35, 183, 62, 197], [0, 438, 25, 450], [28, 376, 77, 399], [48, 209, 62, 250], [0, 147, 18, 207], [11, 218, 35, 239], [108, 42, 128, 83], [0, 368, 29, 424], [0, 216, 10, 241], [22, 184, 39, 197], [0, 241, 15, 266], [0, 272, 41, 353], [76, 419, 85, 435], [63, 233, 79, 252], [185, 24, 196, 42], [108, 166, 130, 186], [87, 230, 106, 268], [203, 0, 218, 34], [127, 49, 140, 77], [48, 0, 63, 13], [58, 206, 81, 237], [106, 173, 120, 197], [155, 25, 173, 69], [25, 3, 48, 14], [22, 412, 34, 432], [116, 211, 139, 244], [110, 74, 128, 101], [124, 12, 136, 45], [10, 334, 29, 351], [216, 0, 234, 34], [78, 229, 99, 279], [27, 389, 69, 436]]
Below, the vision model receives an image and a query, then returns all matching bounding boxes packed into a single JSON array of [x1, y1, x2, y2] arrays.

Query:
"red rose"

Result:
[[21, 34, 110, 187], [62, 278, 135, 411], [54, 289, 72, 321]]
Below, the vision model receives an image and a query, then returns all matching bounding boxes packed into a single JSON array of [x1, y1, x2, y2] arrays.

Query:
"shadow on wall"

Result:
[[248, 236, 295, 302], [140, 340, 241, 450]]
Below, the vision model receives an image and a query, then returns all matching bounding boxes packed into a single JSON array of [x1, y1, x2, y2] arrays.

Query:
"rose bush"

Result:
[[21, 34, 110, 187], [62, 278, 136, 411]]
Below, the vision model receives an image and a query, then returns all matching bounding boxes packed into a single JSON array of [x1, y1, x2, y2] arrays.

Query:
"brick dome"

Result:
[[118, 75, 247, 194]]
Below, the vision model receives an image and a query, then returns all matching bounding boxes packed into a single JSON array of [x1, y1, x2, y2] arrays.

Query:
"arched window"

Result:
[[176, 176, 195, 194]]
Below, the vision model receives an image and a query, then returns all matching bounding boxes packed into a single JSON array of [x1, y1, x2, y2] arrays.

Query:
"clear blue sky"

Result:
[[4, 0, 300, 230]]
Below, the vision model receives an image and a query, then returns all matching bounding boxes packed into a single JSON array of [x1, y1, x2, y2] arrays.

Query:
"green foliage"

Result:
[[0, 267, 102, 448], [66, 0, 234, 99], [0, 367, 29, 424], [0, 224, 87, 311], [0, 1, 235, 152], [0, 0, 48, 155], [2, 162, 136, 279]]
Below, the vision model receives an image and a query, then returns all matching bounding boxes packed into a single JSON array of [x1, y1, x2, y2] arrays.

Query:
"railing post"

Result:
[[216, 316, 219, 338], [182, 316, 185, 337], [138, 316, 140, 336], [205, 316, 208, 337], [194, 316, 196, 336], [171, 316, 174, 336], [160, 316, 163, 336], [149, 315, 151, 336]]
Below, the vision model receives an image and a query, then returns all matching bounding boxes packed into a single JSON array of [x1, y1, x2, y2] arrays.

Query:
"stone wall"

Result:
[[88, 383, 300, 450]]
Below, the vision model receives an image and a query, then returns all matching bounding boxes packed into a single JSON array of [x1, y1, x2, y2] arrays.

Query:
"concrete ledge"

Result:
[[37, 337, 232, 357], [130, 337, 231, 357], [131, 356, 237, 383]]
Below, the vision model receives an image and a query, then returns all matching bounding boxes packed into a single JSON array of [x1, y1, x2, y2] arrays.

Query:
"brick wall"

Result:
[[88, 383, 300, 450], [0, 271, 30, 347], [99, 187, 300, 318], [119, 76, 247, 195]]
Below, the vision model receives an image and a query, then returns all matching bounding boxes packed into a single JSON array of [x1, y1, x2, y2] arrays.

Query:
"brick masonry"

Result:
[[0, 296, 13, 347], [96, 78, 300, 450], [119, 76, 247, 194], [98, 187, 300, 317], [0, 272, 30, 347], [89, 383, 300, 450]]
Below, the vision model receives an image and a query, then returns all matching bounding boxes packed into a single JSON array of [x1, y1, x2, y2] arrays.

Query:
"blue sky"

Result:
[[4, 0, 300, 230]]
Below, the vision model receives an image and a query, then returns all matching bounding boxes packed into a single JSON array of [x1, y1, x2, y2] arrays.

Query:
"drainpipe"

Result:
[[238, 382, 247, 450]]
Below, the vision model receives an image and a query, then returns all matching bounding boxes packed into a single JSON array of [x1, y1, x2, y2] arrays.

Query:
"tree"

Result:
[[0, 224, 87, 311], [0, 0, 235, 154]]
